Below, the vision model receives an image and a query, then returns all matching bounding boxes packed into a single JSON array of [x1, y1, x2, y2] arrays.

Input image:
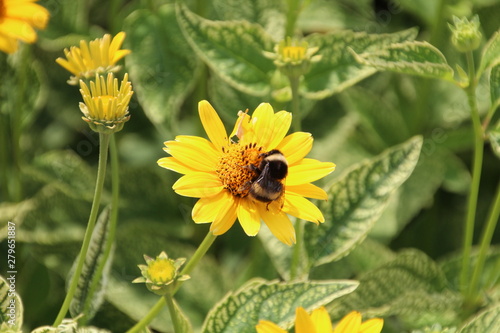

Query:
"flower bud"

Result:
[[449, 15, 482, 52]]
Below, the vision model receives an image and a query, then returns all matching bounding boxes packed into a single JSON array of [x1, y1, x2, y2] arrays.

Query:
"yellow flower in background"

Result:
[[56, 32, 131, 85], [256, 307, 384, 333], [158, 100, 335, 245], [0, 0, 49, 54], [133, 251, 189, 296], [79, 73, 133, 133]]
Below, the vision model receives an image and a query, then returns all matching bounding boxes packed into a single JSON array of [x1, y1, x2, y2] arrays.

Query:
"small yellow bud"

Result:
[[133, 251, 189, 296]]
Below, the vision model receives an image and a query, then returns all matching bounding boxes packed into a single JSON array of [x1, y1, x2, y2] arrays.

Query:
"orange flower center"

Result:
[[0, 0, 5, 20], [216, 143, 264, 197]]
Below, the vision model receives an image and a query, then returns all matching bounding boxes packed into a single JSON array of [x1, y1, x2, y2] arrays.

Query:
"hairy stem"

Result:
[[53, 133, 110, 326]]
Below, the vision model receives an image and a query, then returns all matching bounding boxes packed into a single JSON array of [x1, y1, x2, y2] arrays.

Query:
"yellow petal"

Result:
[[0, 18, 37, 42], [287, 159, 336, 186], [157, 157, 195, 175], [251, 103, 274, 148], [6, 2, 50, 29], [172, 172, 224, 198], [192, 192, 228, 224], [266, 111, 292, 149], [0, 34, 18, 54], [276, 132, 313, 165], [255, 320, 287, 333], [237, 199, 261, 236], [257, 204, 296, 245], [286, 183, 328, 200], [283, 193, 324, 223], [310, 307, 333, 333], [163, 138, 219, 172], [109, 31, 131, 62], [333, 311, 361, 333], [198, 100, 228, 151], [359, 318, 384, 333], [211, 194, 238, 235], [173, 135, 220, 162], [295, 307, 315, 333]]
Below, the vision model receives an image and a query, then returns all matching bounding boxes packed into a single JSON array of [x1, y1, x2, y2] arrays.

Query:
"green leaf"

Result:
[[69, 207, 114, 323], [478, 30, 500, 77], [0, 275, 23, 331], [31, 319, 112, 333], [176, 3, 275, 96], [302, 28, 418, 99], [351, 41, 454, 82], [124, 4, 201, 127], [440, 247, 500, 293], [25, 150, 95, 201], [489, 126, 500, 159], [211, 0, 286, 40], [490, 64, 500, 110], [330, 249, 461, 328], [201, 279, 358, 333], [460, 305, 500, 333], [306, 136, 423, 266], [170, 298, 194, 333]]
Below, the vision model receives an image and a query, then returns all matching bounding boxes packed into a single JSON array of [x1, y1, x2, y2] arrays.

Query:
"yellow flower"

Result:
[[264, 37, 321, 78], [56, 32, 131, 85], [133, 251, 189, 296], [256, 307, 384, 333], [0, 0, 49, 54], [79, 73, 133, 134], [158, 100, 335, 245]]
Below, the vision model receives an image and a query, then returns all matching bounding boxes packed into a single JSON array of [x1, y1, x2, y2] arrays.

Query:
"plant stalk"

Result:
[[459, 51, 484, 294], [467, 181, 500, 298], [164, 294, 182, 333], [53, 133, 110, 326]]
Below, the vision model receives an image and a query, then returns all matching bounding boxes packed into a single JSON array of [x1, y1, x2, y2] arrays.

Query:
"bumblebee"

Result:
[[248, 149, 288, 207]]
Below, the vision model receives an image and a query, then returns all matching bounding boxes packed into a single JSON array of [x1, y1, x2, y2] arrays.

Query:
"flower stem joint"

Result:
[[133, 251, 189, 296], [449, 15, 482, 53]]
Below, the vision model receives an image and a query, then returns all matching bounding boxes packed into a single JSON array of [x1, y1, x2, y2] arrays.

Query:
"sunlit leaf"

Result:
[[302, 28, 418, 99], [69, 207, 113, 323], [0, 275, 23, 331], [478, 30, 500, 77], [490, 64, 500, 110], [124, 4, 201, 127], [306, 136, 423, 266], [176, 3, 275, 96], [201, 279, 358, 333], [329, 249, 461, 329], [460, 305, 500, 333], [351, 41, 454, 82]]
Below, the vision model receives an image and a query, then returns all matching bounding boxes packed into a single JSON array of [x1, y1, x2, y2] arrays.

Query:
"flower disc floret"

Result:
[[158, 100, 335, 245]]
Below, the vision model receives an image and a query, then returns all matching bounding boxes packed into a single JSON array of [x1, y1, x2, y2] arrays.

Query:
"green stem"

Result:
[[126, 298, 166, 333], [459, 51, 484, 294], [285, 0, 301, 37], [290, 219, 305, 280], [81, 134, 121, 324], [126, 232, 217, 333], [174, 231, 217, 292], [467, 181, 500, 298], [164, 294, 182, 333], [289, 75, 301, 132], [53, 133, 111, 326]]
